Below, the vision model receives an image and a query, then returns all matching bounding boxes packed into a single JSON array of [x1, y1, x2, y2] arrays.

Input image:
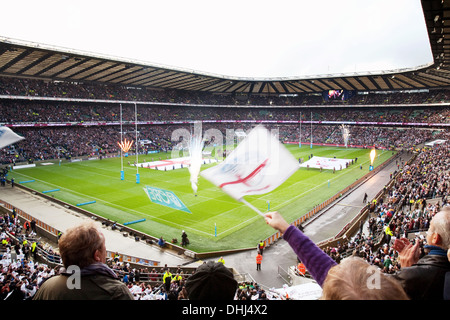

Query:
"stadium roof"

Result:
[[0, 0, 449, 95]]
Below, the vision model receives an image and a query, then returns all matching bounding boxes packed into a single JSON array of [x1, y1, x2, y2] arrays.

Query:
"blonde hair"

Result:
[[321, 257, 409, 300], [58, 222, 104, 269]]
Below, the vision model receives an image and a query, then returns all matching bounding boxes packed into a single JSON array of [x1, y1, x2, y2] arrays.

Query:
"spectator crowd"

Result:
[[1, 76, 449, 165], [1, 141, 449, 300], [0, 76, 449, 300], [2, 76, 450, 107], [320, 141, 449, 278]]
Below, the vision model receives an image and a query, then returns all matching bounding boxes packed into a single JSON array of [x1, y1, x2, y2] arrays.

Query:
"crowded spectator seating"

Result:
[[1, 142, 448, 300], [319, 141, 449, 275], [1, 76, 450, 106], [0, 75, 449, 165], [1, 76, 449, 300], [2, 141, 448, 300], [0, 207, 276, 300]]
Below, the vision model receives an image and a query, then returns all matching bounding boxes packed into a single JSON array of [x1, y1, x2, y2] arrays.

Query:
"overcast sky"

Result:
[[0, 0, 433, 79]]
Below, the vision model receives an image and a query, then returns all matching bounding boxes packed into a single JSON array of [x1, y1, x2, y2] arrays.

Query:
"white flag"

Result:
[[201, 126, 298, 201], [0, 126, 25, 149]]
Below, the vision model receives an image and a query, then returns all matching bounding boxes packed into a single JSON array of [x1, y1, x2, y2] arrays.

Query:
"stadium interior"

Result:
[[0, 0, 449, 301]]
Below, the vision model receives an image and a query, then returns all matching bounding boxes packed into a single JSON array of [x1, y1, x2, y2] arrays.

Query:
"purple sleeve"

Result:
[[283, 225, 337, 287]]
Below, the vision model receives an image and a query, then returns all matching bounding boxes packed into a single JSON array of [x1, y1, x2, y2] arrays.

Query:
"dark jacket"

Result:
[[33, 263, 134, 300], [392, 248, 450, 300], [444, 272, 450, 300]]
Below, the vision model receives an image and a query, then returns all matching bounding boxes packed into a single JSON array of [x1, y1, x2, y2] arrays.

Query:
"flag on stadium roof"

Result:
[[201, 125, 298, 201], [0, 126, 24, 149]]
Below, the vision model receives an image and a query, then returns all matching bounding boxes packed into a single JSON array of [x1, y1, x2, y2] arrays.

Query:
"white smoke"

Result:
[[188, 123, 204, 195]]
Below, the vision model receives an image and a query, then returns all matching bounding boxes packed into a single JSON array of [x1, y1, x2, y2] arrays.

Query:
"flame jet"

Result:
[[369, 148, 376, 165]]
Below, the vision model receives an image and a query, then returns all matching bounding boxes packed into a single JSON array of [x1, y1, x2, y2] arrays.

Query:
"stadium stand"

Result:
[[1, 75, 449, 299], [1, 140, 448, 300], [0, 83, 448, 165], [1, 0, 450, 300]]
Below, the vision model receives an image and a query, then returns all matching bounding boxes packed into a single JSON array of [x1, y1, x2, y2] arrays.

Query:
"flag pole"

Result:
[[120, 104, 124, 180], [135, 102, 140, 184], [299, 112, 302, 148], [240, 199, 265, 217], [310, 111, 313, 149]]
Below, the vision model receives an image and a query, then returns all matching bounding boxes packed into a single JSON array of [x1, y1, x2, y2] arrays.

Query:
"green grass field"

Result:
[[8, 145, 395, 253]]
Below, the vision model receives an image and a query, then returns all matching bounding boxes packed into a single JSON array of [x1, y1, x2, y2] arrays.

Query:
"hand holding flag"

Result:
[[201, 126, 298, 216]]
